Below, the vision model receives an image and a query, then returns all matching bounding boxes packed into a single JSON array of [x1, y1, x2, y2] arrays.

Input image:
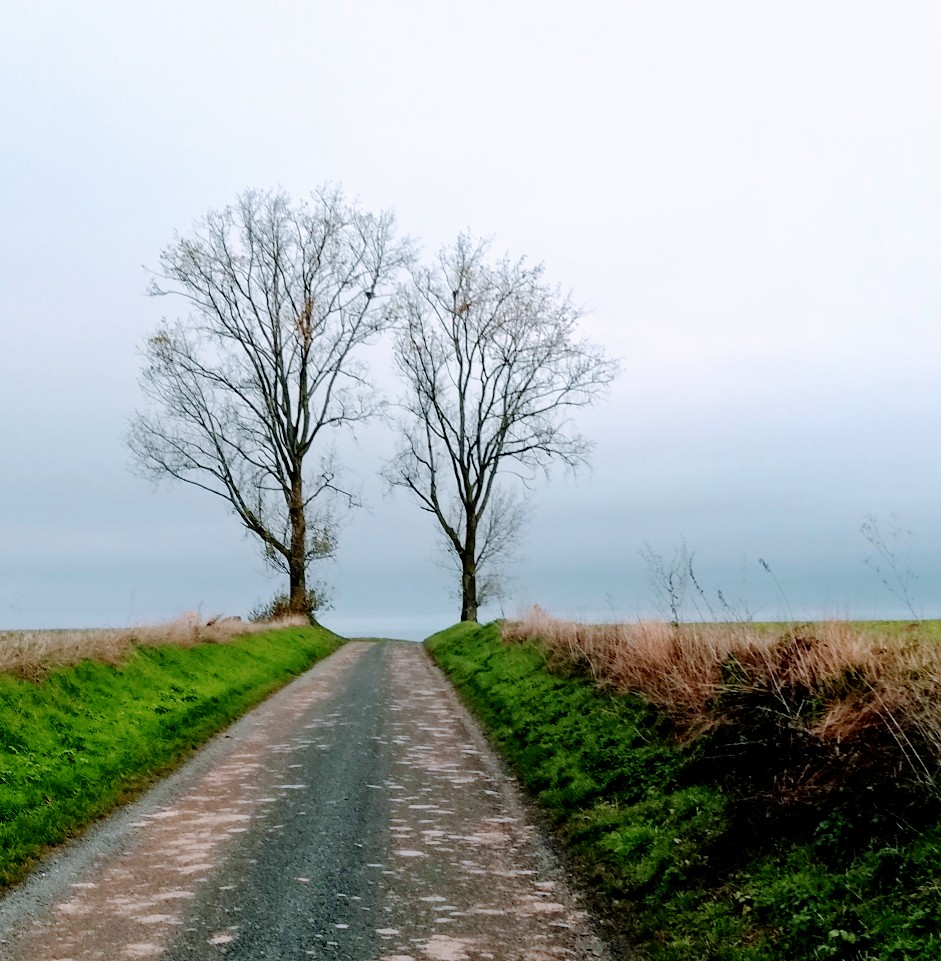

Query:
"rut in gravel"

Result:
[[0, 640, 613, 961]]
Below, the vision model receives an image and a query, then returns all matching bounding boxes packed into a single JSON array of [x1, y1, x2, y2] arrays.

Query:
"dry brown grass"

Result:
[[504, 606, 941, 796], [0, 612, 309, 679]]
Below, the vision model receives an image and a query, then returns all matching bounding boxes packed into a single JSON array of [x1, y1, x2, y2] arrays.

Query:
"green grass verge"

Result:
[[0, 625, 343, 889], [426, 621, 941, 961]]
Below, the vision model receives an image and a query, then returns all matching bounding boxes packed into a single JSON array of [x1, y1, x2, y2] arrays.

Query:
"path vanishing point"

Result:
[[0, 641, 613, 961]]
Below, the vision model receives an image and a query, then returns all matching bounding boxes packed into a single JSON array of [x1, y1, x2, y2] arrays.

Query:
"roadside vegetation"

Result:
[[427, 617, 941, 960], [0, 611, 309, 679], [0, 622, 342, 889], [507, 606, 941, 802]]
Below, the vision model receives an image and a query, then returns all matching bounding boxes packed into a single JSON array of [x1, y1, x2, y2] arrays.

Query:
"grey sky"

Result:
[[2, 2, 940, 638]]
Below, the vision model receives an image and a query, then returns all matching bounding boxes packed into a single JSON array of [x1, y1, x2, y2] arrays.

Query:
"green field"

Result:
[[427, 620, 941, 961], [0, 625, 343, 889]]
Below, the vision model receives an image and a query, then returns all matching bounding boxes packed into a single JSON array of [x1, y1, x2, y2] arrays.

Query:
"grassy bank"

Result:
[[427, 620, 941, 960], [0, 612, 310, 678], [0, 624, 343, 889]]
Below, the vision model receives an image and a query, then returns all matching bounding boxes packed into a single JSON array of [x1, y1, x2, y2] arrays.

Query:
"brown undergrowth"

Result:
[[0, 612, 309, 679], [504, 606, 941, 802]]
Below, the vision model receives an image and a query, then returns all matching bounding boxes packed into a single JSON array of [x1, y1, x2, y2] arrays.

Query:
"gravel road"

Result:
[[0, 641, 614, 961]]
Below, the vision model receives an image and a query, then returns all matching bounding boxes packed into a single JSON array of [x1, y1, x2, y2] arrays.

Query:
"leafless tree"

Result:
[[129, 187, 409, 617], [861, 513, 920, 618], [639, 541, 692, 627], [386, 234, 619, 622]]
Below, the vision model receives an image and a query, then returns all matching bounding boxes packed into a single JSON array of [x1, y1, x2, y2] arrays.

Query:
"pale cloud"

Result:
[[2, 2, 940, 634]]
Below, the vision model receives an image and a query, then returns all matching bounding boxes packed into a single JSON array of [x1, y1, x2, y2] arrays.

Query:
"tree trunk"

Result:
[[288, 474, 308, 616], [460, 551, 478, 622]]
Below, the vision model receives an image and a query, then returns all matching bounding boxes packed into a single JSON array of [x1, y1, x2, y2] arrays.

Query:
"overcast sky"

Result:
[[3, 2, 940, 638]]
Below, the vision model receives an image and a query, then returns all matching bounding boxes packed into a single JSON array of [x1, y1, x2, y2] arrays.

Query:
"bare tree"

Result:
[[861, 513, 920, 618], [386, 234, 619, 622], [639, 541, 692, 627], [129, 187, 409, 617]]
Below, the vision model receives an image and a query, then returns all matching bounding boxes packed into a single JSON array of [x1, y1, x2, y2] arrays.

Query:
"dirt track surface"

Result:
[[0, 641, 613, 961]]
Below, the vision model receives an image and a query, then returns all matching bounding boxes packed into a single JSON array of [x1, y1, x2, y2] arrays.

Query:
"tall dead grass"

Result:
[[0, 612, 309, 679], [504, 606, 941, 797]]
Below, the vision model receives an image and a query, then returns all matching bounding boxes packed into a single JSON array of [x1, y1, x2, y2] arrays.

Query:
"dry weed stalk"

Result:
[[504, 606, 941, 793], [0, 612, 308, 680]]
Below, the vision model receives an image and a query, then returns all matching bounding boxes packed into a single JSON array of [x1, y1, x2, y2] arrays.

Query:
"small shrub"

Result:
[[249, 587, 328, 624]]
